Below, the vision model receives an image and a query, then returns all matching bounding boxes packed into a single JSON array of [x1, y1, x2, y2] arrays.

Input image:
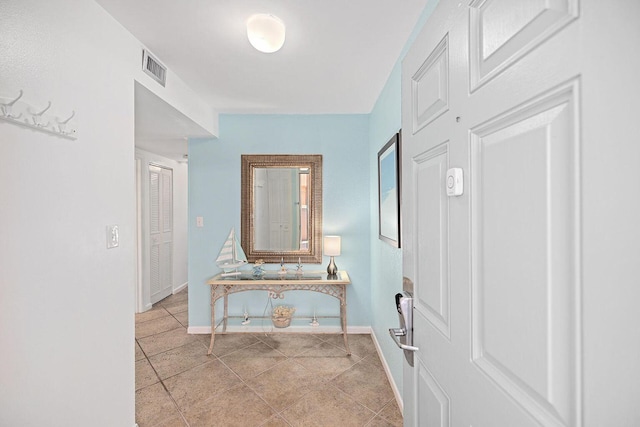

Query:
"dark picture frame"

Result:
[[378, 131, 401, 248]]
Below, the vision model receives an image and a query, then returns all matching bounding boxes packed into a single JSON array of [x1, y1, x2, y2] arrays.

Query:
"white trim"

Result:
[[135, 157, 144, 313], [371, 328, 403, 414], [173, 281, 188, 293], [187, 326, 212, 334], [188, 325, 371, 335]]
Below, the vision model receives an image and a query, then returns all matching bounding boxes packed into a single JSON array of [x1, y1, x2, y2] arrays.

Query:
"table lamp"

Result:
[[323, 235, 341, 275]]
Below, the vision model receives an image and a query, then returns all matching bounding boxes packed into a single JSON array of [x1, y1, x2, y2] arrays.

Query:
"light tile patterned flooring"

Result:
[[135, 288, 403, 427]]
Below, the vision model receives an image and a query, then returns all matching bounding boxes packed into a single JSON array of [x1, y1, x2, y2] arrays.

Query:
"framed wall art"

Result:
[[377, 132, 401, 248]]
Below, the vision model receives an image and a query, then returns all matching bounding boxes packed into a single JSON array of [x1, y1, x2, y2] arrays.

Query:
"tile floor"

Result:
[[135, 288, 403, 427]]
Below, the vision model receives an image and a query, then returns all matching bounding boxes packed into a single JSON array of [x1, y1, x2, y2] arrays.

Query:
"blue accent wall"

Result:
[[188, 0, 440, 403], [188, 115, 371, 329], [368, 59, 405, 394]]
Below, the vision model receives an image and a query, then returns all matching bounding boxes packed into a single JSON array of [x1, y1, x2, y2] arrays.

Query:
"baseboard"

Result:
[[173, 282, 188, 293], [187, 326, 212, 334], [188, 325, 371, 335], [371, 328, 403, 414]]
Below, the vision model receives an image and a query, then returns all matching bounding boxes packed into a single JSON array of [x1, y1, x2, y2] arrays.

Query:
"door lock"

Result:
[[389, 292, 419, 354]]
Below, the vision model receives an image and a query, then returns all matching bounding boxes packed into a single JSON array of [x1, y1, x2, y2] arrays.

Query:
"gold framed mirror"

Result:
[[241, 154, 323, 263]]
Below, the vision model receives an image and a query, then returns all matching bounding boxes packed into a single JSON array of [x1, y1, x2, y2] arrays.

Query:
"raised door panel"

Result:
[[413, 143, 451, 338], [417, 361, 450, 427], [469, 0, 578, 91], [412, 35, 449, 134], [470, 79, 580, 426]]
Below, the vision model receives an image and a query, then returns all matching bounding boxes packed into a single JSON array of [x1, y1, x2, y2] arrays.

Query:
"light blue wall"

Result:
[[368, 59, 405, 393], [188, 115, 371, 329], [187, 0, 440, 404]]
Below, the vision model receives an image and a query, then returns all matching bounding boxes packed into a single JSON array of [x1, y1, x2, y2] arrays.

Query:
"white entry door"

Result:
[[149, 164, 173, 304], [401, 0, 640, 426]]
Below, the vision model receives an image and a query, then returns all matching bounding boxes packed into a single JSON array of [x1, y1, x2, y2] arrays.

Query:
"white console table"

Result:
[[206, 270, 351, 356]]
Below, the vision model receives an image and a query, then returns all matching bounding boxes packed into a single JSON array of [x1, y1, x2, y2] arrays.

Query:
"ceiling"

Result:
[[96, 0, 430, 115], [134, 82, 212, 161]]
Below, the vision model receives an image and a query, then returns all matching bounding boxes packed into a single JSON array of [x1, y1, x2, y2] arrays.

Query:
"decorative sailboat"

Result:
[[216, 228, 248, 277]]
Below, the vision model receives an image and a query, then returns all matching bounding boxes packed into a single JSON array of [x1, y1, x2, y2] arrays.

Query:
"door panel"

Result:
[[469, 0, 578, 91], [470, 79, 580, 426], [413, 143, 451, 338], [418, 360, 450, 427], [412, 34, 449, 132]]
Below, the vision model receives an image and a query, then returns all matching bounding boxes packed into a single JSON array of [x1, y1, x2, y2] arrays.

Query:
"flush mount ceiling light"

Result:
[[246, 13, 286, 53]]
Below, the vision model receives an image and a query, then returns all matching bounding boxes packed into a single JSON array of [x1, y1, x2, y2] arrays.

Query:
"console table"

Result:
[[206, 270, 351, 356]]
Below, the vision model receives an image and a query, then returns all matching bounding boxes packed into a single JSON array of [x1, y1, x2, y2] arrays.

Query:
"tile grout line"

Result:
[[138, 300, 401, 426], [136, 336, 191, 427], [136, 294, 192, 426]]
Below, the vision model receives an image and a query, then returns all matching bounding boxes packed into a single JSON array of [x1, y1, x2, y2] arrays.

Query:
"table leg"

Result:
[[341, 286, 351, 356], [208, 286, 216, 356], [223, 294, 228, 333]]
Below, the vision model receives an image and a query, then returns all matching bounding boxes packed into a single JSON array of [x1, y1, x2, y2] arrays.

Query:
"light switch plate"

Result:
[[107, 225, 119, 249]]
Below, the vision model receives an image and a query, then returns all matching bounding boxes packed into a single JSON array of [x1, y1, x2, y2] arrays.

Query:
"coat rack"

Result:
[[0, 90, 78, 140]]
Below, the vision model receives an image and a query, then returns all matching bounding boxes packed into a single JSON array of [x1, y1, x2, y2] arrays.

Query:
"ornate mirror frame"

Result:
[[241, 154, 323, 263]]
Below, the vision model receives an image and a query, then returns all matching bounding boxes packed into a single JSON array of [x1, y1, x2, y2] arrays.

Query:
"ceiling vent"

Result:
[[142, 49, 166, 87]]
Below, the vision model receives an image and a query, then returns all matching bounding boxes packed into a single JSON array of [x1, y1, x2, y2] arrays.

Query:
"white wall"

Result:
[[0, 0, 214, 425], [136, 148, 189, 312]]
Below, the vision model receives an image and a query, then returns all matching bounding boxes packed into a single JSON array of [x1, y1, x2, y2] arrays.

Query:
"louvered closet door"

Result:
[[149, 164, 173, 304], [267, 169, 294, 251], [401, 0, 640, 425]]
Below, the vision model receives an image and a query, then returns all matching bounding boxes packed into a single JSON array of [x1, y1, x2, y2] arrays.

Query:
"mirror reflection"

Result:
[[241, 154, 323, 263], [253, 167, 310, 251]]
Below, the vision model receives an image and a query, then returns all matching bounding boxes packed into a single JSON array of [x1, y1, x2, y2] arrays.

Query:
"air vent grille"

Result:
[[142, 50, 166, 87]]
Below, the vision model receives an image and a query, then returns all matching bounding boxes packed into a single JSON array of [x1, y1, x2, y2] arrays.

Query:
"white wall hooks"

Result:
[[28, 100, 51, 128], [55, 110, 75, 136], [0, 90, 78, 140], [0, 89, 24, 119]]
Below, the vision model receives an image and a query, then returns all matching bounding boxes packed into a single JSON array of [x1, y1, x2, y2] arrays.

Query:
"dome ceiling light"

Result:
[[246, 13, 286, 53]]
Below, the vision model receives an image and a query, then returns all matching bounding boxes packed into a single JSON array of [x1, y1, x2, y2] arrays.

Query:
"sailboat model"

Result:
[[216, 228, 248, 277]]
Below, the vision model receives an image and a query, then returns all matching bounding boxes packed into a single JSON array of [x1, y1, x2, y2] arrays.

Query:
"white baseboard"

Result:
[[173, 282, 188, 293], [371, 329, 403, 414], [188, 325, 370, 335], [187, 326, 211, 334], [138, 302, 153, 314]]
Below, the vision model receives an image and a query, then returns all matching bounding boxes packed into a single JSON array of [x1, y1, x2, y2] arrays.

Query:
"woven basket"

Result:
[[272, 316, 292, 328]]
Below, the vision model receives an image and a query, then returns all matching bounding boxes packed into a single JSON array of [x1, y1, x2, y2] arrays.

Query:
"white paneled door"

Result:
[[401, 0, 640, 425], [149, 164, 173, 304]]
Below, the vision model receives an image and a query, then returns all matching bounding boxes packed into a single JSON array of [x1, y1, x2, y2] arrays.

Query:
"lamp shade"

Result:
[[323, 236, 341, 256], [246, 14, 286, 53]]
